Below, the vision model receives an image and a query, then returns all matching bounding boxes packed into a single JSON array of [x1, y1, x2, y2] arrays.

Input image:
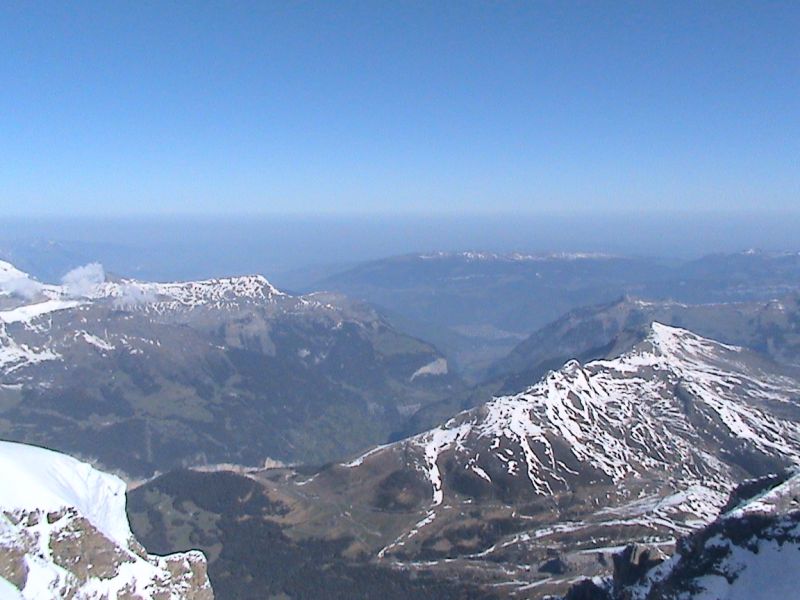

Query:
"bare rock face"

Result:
[[563, 579, 611, 600], [0, 441, 213, 599], [611, 544, 666, 590]]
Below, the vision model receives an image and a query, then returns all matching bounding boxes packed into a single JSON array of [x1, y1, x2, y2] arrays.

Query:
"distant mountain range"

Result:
[[490, 292, 800, 387], [0, 260, 461, 476], [392, 292, 800, 440], [5, 248, 800, 597], [306, 250, 800, 379]]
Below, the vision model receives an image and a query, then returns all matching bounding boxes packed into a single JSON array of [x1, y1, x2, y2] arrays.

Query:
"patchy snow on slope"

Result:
[[95, 274, 285, 311], [416, 423, 472, 505], [0, 259, 299, 383], [391, 323, 800, 510], [343, 442, 394, 468], [77, 331, 115, 352], [0, 258, 286, 315], [0, 325, 61, 373]]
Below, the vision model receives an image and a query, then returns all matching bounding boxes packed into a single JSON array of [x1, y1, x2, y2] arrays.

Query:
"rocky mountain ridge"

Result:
[[0, 260, 460, 476]]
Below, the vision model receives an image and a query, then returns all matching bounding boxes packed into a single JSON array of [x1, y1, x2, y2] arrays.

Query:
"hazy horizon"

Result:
[[4, 5, 800, 599], [2, 210, 799, 285], [2, 3, 799, 281]]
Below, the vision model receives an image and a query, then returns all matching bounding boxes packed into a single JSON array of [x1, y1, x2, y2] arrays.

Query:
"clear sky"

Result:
[[1, 1, 798, 217]]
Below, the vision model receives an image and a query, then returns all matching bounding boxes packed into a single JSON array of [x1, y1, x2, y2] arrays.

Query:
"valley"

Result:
[[0, 260, 461, 476]]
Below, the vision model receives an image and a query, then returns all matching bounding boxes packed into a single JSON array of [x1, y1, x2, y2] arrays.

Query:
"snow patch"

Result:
[[79, 331, 115, 351], [0, 441, 131, 546], [0, 300, 82, 324], [410, 357, 448, 381]]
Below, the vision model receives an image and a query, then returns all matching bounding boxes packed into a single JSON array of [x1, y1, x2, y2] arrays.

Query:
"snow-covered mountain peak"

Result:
[[314, 326, 800, 581], [345, 324, 800, 535], [0, 260, 29, 283], [0, 256, 290, 325], [0, 257, 284, 306], [0, 261, 48, 301], [644, 321, 740, 361], [591, 322, 784, 388]]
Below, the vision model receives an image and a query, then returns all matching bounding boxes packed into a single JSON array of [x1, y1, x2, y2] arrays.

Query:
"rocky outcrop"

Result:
[[611, 544, 666, 590], [563, 579, 611, 600]]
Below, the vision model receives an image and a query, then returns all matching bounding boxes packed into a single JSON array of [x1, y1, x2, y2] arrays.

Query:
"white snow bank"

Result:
[[0, 441, 131, 546], [411, 357, 448, 381], [0, 300, 81, 324]]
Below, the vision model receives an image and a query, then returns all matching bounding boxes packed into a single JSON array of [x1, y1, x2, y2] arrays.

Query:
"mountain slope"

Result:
[[309, 250, 800, 379], [256, 324, 800, 596], [130, 323, 800, 598], [311, 251, 673, 378], [127, 468, 497, 600], [0, 440, 212, 599], [0, 261, 461, 476]]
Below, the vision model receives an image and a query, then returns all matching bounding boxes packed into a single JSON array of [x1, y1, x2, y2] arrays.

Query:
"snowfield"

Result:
[[0, 441, 213, 599], [0, 441, 132, 546]]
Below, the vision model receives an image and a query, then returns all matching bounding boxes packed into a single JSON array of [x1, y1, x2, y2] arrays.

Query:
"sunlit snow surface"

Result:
[[0, 441, 131, 546], [0, 577, 23, 600], [0, 441, 211, 599], [93, 274, 285, 311]]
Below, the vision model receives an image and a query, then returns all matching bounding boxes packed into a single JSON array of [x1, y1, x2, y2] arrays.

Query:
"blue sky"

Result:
[[1, 1, 798, 217]]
